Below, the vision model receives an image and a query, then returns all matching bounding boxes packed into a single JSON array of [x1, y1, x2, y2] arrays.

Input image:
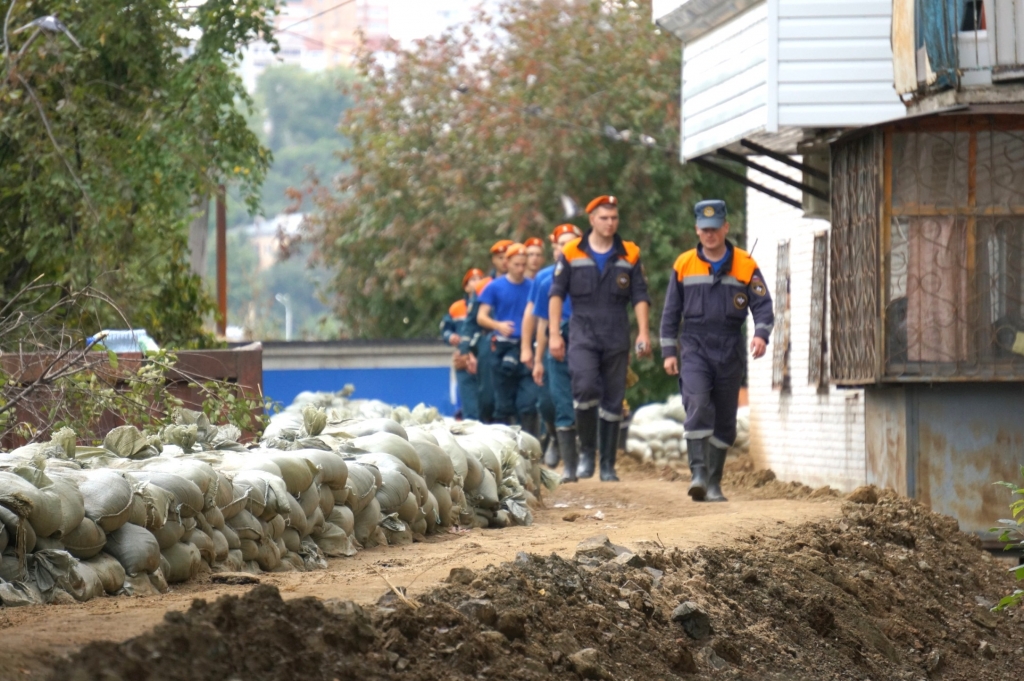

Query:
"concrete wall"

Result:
[[743, 158, 868, 491]]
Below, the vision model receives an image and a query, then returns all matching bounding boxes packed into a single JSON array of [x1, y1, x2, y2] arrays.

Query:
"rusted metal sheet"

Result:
[[864, 386, 909, 494], [912, 383, 1024, 539]]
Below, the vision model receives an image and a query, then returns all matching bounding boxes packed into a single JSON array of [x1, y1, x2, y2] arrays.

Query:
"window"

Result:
[[772, 240, 791, 392], [808, 232, 829, 390]]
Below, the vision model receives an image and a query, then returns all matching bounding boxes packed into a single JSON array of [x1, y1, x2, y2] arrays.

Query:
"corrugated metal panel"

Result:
[[681, 4, 768, 159], [775, 0, 905, 128]]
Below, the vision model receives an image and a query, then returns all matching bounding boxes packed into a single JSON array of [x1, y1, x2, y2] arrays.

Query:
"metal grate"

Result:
[[884, 125, 1024, 379], [830, 132, 881, 384], [808, 231, 829, 388], [772, 240, 791, 392]]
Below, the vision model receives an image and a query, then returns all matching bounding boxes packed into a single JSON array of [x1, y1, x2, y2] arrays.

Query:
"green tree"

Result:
[[308, 0, 744, 403], [0, 0, 276, 347]]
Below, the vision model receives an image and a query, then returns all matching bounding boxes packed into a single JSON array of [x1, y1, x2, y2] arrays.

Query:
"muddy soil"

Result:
[[0, 465, 839, 679], [47, 487, 1024, 681]]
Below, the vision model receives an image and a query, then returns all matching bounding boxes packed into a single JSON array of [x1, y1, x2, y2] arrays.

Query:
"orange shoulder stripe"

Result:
[[729, 248, 758, 284], [473, 276, 493, 296], [561, 237, 589, 261], [620, 240, 641, 265], [449, 299, 468, 320], [673, 249, 708, 281]]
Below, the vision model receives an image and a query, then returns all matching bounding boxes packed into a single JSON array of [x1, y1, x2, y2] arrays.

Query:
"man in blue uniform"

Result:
[[528, 223, 583, 481], [477, 243, 540, 435], [550, 196, 652, 482], [441, 268, 485, 419], [660, 199, 774, 502]]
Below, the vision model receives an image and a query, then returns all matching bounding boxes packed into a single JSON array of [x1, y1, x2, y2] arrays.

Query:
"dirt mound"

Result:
[[51, 489, 1023, 681]]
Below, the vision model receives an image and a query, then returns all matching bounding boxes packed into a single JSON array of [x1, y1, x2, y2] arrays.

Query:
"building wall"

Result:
[[681, 3, 769, 159], [744, 158, 867, 491], [775, 0, 905, 127]]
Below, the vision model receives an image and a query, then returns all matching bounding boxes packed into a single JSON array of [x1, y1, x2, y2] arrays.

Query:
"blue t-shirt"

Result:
[[529, 265, 572, 321], [708, 244, 733, 275], [478, 275, 533, 339], [591, 246, 614, 273]]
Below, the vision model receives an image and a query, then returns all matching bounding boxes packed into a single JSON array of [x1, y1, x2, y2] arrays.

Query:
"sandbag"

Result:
[[374, 467, 412, 514], [292, 450, 348, 491], [307, 506, 325, 535], [239, 538, 259, 561], [86, 553, 127, 594], [126, 471, 203, 518], [318, 485, 335, 518], [34, 536, 64, 552], [261, 453, 317, 495], [282, 527, 302, 554], [150, 566, 169, 594], [221, 549, 244, 572], [132, 481, 174, 531], [344, 463, 378, 513], [357, 453, 425, 507], [215, 472, 235, 509], [397, 491, 420, 525], [344, 418, 408, 441], [162, 542, 202, 584], [428, 427, 469, 478], [220, 524, 241, 550], [411, 441, 455, 487], [352, 432, 421, 473], [423, 491, 440, 534], [286, 494, 308, 536], [312, 522, 357, 557], [298, 482, 321, 518], [0, 551, 23, 582], [255, 537, 281, 571], [328, 505, 355, 537], [104, 523, 161, 576], [463, 452, 484, 492], [268, 513, 286, 540], [151, 519, 185, 551], [127, 494, 149, 528], [68, 561, 105, 602], [353, 497, 382, 547], [0, 471, 61, 539], [475, 468, 500, 510], [405, 427, 438, 446], [383, 521, 413, 546], [62, 518, 107, 559], [183, 528, 215, 565], [204, 504, 225, 530], [0, 523, 6, 555], [145, 460, 219, 510], [431, 483, 454, 528], [231, 470, 289, 520], [227, 471, 268, 518]]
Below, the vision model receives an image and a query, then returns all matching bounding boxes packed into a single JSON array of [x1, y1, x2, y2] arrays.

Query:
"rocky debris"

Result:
[[50, 490, 1024, 681], [567, 648, 610, 680], [847, 485, 879, 504], [210, 573, 260, 586], [446, 567, 476, 585], [671, 601, 712, 640]]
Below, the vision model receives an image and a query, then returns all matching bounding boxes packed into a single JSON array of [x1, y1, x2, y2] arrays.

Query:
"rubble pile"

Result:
[[53, 488, 1024, 681]]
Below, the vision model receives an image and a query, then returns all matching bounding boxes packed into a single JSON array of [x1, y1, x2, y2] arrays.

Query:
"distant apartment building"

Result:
[[239, 0, 390, 91]]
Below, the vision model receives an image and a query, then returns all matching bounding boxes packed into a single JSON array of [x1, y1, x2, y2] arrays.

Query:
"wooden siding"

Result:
[[776, 0, 905, 127], [681, 3, 768, 159]]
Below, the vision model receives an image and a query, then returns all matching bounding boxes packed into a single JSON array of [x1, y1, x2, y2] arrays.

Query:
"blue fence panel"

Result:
[[263, 366, 456, 415]]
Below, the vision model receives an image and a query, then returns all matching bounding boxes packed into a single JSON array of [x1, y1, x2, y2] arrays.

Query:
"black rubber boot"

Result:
[[519, 412, 541, 439], [557, 428, 579, 483], [706, 442, 729, 502], [686, 438, 708, 501], [598, 419, 621, 482], [543, 419, 560, 467], [575, 407, 598, 479]]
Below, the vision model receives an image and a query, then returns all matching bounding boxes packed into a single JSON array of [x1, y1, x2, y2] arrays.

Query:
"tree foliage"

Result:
[[309, 0, 744, 402], [0, 0, 276, 347]]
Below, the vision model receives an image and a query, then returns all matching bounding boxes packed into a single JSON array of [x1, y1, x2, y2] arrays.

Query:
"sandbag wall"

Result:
[[624, 396, 750, 464], [0, 394, 554, 607]]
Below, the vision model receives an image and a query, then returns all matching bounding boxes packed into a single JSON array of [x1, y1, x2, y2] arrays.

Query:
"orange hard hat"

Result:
[[523, 237, 544, 249], [504, 243, 527, 258], [550, 223, 582, 242], [462, 268, 484, 288]]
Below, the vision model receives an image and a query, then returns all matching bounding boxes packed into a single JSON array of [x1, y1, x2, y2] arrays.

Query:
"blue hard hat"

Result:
[[694, 199, 727, 229]]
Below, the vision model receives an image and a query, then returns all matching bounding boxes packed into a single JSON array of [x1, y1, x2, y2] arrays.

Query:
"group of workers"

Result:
[[440, 195, 774, 501]]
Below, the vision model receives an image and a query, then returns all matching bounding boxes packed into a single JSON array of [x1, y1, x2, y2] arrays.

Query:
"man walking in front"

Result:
[[660, 200, 773, 502], [549, 196, 651, 482]]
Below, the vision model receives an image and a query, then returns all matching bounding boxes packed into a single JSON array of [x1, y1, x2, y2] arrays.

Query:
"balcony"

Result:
[[895, 0, 1024, 104]]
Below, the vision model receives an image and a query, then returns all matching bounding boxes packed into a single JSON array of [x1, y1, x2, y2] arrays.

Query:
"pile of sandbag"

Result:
[[0, 394, 555, 607], [624, 396, 750, 463]]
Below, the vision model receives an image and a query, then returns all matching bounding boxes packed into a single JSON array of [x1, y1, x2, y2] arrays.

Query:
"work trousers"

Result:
[[568, 342, 629, 421], [456, 368, 479, 421], [544, 350, 575, 428], [493, 340, 539, 420], [679, 332, 744, 448], [476, 333, 496, 423], [538, 367, 555, 425]]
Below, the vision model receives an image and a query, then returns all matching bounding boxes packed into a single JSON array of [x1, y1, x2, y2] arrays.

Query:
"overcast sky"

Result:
[[387, 0, 480, 43]]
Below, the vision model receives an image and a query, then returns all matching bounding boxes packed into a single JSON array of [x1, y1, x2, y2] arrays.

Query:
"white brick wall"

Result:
[[742, 158, 867, 492]]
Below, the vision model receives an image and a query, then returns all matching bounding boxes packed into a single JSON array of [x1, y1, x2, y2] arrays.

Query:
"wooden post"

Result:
[[216, 185, 227, 336]]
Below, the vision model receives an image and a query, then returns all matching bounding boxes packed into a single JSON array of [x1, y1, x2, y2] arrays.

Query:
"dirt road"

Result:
[[0, 471, 839, 679]]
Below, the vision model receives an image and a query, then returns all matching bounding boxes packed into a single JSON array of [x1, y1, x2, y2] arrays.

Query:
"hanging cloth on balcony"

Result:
[[916, 0, 964, 91]]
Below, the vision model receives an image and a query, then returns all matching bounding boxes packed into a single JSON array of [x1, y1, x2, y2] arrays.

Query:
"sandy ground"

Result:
[[0, 470, 841, 679]]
